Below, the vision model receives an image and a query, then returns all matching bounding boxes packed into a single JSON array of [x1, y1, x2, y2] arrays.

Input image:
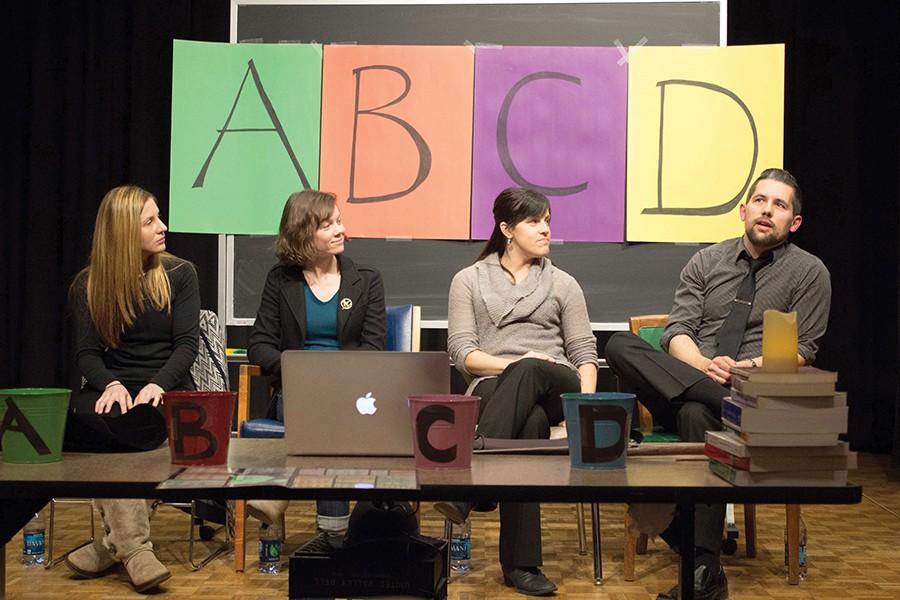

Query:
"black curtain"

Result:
[[3, 2, 227, 393], [4, 2, 899, 459], [729, 2, 900, 459]]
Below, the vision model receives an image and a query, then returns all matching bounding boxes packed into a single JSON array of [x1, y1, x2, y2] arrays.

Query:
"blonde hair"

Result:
[[72, 185, 171, 348], [274, 190, 338, 266]]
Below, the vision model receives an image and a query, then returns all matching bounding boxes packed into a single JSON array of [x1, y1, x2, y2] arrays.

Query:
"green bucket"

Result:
[[0, 388, 71, 464]]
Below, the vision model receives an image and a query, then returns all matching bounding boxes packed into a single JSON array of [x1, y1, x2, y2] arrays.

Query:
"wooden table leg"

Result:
[[744, 504, 757, 558], [234, 499, 246, 572], [623, 509, 637, 581], [786, 504, 800, 585]]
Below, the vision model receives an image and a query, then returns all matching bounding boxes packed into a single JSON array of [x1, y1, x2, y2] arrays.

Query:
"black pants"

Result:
[[64, 387, 170, 453], [473, 358, 580, 567], [605, 332, 727, 560]]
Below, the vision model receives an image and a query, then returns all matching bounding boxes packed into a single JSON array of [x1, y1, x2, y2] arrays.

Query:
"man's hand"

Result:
[[704, 356, 737, 385], [95, 383, 133, 415], [133, 383, 165, 407]]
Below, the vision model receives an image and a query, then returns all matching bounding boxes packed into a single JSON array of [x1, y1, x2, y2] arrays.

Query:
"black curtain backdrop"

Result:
[[728, 2, 900, 460], [4, 2, 899, 460], [3, 2, 227, 394]]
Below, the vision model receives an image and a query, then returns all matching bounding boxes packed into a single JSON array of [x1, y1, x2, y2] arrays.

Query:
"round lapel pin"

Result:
[[340, 298, 353, 310]]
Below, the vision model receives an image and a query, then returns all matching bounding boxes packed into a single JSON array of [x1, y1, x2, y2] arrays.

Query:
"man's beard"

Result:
[[746, 223, 789, 250]]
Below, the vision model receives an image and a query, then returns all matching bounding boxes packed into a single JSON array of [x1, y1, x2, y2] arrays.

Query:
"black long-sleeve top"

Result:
[[72, 257, 200, 392]]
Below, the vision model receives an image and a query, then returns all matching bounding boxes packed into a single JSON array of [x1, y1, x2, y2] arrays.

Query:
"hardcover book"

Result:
[[709, 460, 848, 486], [704, 443, 857, 472], [705, 430, 850, 458], [729, 390, 846, 410], [721, 397, 848, 434]]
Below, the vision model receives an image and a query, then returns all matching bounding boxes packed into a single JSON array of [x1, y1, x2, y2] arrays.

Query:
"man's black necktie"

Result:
[[714, 252, 774, 359]]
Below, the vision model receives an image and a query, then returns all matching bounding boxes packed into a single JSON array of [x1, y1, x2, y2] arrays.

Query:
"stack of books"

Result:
[[706, 366, 855, 485]]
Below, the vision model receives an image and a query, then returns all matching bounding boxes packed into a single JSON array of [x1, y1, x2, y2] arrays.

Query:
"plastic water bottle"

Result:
[[22, 511, 46, 566], [258, 523, 281, 574], [450, 518, 471, 573], [783, 517, 808, 580]]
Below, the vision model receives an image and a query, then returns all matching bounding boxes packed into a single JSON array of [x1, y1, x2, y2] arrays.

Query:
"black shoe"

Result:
[[433, 501, 472, 524], [502, 567, 558, 596], [656, 564, 728, 600]]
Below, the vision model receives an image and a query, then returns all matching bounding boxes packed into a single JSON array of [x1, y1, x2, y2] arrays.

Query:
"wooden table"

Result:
[[0, 439, 862, 600]]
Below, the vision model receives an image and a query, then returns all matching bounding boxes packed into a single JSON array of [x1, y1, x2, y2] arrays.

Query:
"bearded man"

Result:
[[605, 168, 831, 600]]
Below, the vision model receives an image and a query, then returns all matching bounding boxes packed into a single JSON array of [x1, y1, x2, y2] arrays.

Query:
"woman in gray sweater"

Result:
[[439, 187, 598, 596]]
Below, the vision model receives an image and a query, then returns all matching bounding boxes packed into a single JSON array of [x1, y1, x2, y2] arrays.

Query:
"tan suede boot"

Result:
[[123, 548, 172, 593], [65, 539, 117, 578], [247, 500, 289, 527], [94, 499, 171, 593]]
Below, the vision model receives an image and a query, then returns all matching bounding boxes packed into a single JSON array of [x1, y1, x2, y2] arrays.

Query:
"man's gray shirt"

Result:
[[660, 237, 831, 363]]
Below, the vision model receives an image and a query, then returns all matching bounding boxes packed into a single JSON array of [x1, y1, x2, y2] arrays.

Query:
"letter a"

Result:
[[0, 398, 51, 455], [348, 65, 432, 203], [644, 79, 758, 216], [193, 59, 310, 189]]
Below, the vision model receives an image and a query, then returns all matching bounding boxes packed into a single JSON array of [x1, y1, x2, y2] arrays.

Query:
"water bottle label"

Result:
[[259, 539, 281, 563], [798, 543, 806, 567], [24, 532, 45, 555], [450, 537, 471, 561]]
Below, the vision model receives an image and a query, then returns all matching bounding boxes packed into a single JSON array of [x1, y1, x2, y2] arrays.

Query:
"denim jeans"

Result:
[[272, 390, 350, 531], [316, 500, 350, 532]]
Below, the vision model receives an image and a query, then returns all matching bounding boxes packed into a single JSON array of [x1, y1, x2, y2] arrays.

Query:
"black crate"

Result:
[[289, 533, 448, 599]]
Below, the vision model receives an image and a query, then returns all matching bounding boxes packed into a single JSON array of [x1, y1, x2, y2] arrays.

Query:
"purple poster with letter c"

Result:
[[471, 46, 627, 242]]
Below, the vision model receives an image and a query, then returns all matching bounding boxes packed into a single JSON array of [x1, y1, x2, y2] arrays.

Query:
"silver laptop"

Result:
[[282, 351, 451, 456]]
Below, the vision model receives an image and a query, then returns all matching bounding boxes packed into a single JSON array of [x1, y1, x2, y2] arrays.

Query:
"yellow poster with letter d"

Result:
[[626, 44, 784, 243]]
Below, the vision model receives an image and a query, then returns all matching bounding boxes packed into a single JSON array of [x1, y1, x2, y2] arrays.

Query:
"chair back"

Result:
[[628, 314, 668, 337], [636, 326, 665, 351], [385, 304, 421, 352], [191, 309, 229, 391]]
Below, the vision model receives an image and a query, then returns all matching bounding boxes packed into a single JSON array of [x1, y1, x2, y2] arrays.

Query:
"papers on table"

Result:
[[156, 466, 417, 491]]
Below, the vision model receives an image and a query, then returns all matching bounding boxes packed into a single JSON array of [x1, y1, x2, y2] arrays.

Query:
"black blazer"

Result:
[[247, 255, 387, 389]]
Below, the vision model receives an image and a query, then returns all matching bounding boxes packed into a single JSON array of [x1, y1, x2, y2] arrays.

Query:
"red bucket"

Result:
[[408, 395, 479, 470], [162, 391, 235, 466]]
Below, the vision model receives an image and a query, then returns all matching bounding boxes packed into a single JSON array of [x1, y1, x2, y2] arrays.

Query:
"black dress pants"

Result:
[[473, 358, 580, 567], [604, 332, 728, 559]]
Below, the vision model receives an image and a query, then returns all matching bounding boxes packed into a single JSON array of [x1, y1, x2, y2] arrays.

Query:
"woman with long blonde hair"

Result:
[[63, 184, 199, 593]]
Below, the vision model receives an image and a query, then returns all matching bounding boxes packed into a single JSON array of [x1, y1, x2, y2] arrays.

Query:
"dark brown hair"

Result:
[[477, 188, 551, 261], [274, 190, 338, 266], [746, 168, 803, 215]]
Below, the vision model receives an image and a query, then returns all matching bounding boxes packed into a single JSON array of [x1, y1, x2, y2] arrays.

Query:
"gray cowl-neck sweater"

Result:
[[447, 253, 598, 377]]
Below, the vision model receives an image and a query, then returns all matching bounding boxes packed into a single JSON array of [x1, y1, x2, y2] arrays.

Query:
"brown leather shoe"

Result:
[[247, 500, 289, 527], [433, 501, 472, 524]]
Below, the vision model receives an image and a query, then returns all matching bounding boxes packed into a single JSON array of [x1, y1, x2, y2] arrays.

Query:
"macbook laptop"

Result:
[[281, 351, 451, 456]]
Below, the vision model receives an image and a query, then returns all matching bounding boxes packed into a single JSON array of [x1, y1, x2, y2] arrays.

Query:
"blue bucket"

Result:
[[561, 392, 635, 469]]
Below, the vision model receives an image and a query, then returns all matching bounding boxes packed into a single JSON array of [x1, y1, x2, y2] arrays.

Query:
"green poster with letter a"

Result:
[[170, 40, 322, 234]]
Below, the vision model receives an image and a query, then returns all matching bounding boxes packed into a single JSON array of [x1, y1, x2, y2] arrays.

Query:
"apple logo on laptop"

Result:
[[356, 392, 377, 415]]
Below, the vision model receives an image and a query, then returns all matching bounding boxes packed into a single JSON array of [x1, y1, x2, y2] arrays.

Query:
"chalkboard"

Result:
[[226, 1, 723, 325]]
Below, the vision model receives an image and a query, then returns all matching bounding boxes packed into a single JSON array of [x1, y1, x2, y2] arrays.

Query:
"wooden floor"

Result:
[[5, 452, 899, 599]]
